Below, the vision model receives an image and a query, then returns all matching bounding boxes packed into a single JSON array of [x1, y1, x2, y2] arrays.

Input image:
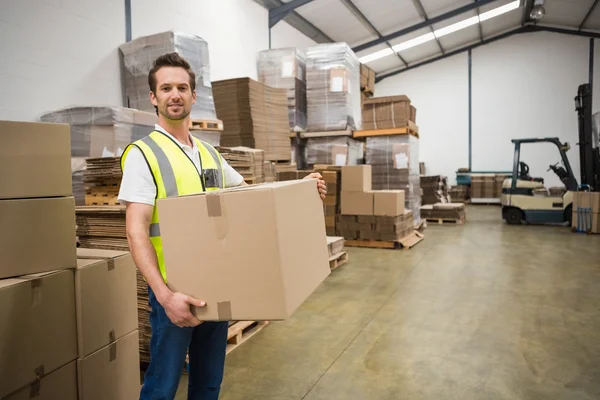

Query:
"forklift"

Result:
[[501, 84, 600, 225]]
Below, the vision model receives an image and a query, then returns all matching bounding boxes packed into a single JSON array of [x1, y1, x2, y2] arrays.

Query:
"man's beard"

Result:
[[160, 104, 190, 121]]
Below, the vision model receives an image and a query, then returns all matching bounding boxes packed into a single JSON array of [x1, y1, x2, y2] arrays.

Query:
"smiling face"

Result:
[[150, 66, 197, 121]]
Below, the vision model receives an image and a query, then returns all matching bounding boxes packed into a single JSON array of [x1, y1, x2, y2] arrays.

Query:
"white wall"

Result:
[[375, 54, 469, 184], [376, 31, 598, 187], [0, 0, 125, 121], [0, 0, 315, 121]]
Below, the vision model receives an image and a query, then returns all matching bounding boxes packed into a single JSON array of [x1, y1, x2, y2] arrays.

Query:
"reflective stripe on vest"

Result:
[[120, 130, 225, 282]]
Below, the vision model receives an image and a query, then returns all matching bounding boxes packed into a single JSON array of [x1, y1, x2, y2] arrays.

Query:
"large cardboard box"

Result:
[[157, 180, 330, 321], [0, 197, 76, 279], [361, 95, 415, 130], [77, 330, 140, 400], [341, 165, 372, 192], [374, 190, 405, 216], [4, 361, 78, 400], [0, 120, 72, 199], [573, 192, 600, 213], [0, 270, 78, 398], [76, 249, 138, 358], [341, 191, 374, 215]]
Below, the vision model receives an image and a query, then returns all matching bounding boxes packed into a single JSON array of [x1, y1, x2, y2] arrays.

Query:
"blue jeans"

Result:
[[140, 287, 229, 400]]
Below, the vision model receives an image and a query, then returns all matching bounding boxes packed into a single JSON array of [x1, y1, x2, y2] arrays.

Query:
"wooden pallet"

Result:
[[300, 129, 353, 138], [190, 119, 224, 131], [226, 320, 270, 354], [85, 193, 119, 206], [353, 122, 419, 138], [426, 216, 466, 225], [345, 231, 424, 250], [329, 251, 348, 271]]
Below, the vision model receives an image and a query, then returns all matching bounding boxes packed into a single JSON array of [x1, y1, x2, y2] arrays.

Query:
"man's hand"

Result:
[[160, 291, 206, 328], [303, 172, 327, 200]]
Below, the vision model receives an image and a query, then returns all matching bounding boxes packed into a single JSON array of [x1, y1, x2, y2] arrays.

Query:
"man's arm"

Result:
[[126, 202, 204, 327]]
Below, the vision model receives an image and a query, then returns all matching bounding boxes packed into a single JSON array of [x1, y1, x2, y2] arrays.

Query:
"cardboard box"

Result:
[[157, 180, 330, 321], [341, 191, 374, 215], [0, 120, 72, 199], [0, 270, 78, 398], [77, 330, 140, 400], [0, 197, 76, 279], [573, 192, 600, 213], [4, 361, 77, 400], [361, 95, 415, 130], [76, 249, 138, 358], [341, 165, 372, 192], [374, 190, 405, 216]]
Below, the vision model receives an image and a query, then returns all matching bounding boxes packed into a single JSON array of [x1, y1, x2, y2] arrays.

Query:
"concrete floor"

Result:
[[176, 206, 600, 400]]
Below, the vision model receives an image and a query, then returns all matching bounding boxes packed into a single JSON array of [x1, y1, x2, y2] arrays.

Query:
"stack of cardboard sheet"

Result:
[[420, 175, 450, 205], [136, 271, 152, 365], [360, 63, 375, 96], [306, 43, 361, 131], [76, 206, 128, 250], [258, 48, 307, 132], [362, 95, 417, 130], [449, 185, 469, 203], [336, 212, 414, 241], [366, 135, 421, 225], [276, 170, 306, 181], [326, 236, 345, 256], [119, 31, 216, 120], [217, 146, 265, 184], [471, 174, 510, 199], [306, 137, 363, 166], [314, 166, 341, 235], [82, 157, 122, 206], [420, 203, 466, 222], [212, 77, 291, 161]]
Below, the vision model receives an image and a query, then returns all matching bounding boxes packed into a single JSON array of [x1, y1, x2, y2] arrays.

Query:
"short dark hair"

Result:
[[148, 52, 196, 93]]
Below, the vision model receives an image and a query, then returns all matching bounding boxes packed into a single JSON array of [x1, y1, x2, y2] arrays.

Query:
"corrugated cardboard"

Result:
[[76, 249, 138, 358], [341, 191, 374, 215], [157, 180, 330, 321], [0, 197, 76, 279], [374, 190, 405, 216], [0, 270, 78, 398], [4, 361, 77, 400], [573, 192, 600, 213], [0, 120, 72, 199], [77, 330, 140, 400], [341, 165, 372, 192]]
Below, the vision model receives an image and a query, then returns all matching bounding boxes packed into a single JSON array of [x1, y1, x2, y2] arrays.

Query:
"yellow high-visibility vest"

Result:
[[121, 130, 225, 282]]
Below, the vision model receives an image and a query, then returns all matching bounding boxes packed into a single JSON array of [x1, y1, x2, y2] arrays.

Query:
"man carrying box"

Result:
[[118, 53, 326, 400]]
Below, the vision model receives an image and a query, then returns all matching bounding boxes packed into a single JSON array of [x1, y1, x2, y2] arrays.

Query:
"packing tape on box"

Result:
[[217, 301, 232, 321], [206, 193, 228, 239], [78, 255, 116, 271]]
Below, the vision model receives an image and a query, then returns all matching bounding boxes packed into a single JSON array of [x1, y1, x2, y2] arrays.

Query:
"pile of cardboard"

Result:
[[119, 31, 217, 120], [366, 135, 421, 225], [362, 95, 417, 130], [217, 146, 265, 184], [572, 192, 600, 233], [82, 157, 122, 206], [306, 137, 364, 166], [0, 120, 139, 400], [471, 174, 510, 199], [316, 167, 342, 236], [420, 175, 450, 205], [449, 185, 469, 203], [306, 43, 362, 131], [326, 236, 347, 270], [76, 206, 128, 250], [420, 203, 466, 222], [337, 212, 414, 241], [360, 63, 375, 96], [212, 77, 291, 161], [258, 48, 307, 132]]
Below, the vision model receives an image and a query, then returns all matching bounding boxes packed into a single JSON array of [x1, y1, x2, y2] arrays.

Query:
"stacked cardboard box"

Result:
[[420, 203, 466, 222], [572, 192, 600, 233], [365, 135, 421, 226], [212, 77, 291, 161], [495, 174, 510, 197], [360, 63, 375, 96], [362, 95, 417, 130], [449, 185, 470, 203], [119, 31, 217, 120], [306, 43, 361, 131], [336, 212, 414, 241], [305, 136, 364, 166], [471, 174, 508, 199], [320, 169, 341, 236], [217, 146, 265, 184], [420, 175, 450, 205], [257, 48, 307, 132]]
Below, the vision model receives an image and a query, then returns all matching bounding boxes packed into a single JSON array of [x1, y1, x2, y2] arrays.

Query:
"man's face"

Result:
[[150, 66, 196, 121]]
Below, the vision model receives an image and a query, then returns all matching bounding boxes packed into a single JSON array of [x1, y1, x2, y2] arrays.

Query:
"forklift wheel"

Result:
[[505, 208, 523, 225]]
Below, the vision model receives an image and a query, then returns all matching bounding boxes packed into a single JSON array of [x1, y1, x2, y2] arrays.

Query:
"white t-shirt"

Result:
[[118, 124, 244, 206]]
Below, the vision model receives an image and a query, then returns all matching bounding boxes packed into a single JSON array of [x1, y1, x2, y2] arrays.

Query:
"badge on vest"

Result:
[[203, 168, 220, 188]]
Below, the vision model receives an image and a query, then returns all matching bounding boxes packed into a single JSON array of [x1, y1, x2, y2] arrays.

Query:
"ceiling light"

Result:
[[434, 16, 480, 38], [529, 0, 545, 20], [479, 0, 520, 22], [392, 33, 436, 52], [359, 48, 394, 64]]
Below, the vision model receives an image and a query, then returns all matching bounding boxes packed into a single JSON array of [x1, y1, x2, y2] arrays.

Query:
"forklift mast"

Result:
[[575, 84, 600, 191]]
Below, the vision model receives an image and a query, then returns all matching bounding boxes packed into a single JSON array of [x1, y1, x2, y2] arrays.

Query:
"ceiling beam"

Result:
[[411, 0, 445, 54], [521, 0, 534, 26], [376, 24, 600, 83], [269, 0, 315, 28], [579, 0, 600, 31], [352, 0, 497, 53], [475, 0, 483, 43], [340, 0, 407, 66]]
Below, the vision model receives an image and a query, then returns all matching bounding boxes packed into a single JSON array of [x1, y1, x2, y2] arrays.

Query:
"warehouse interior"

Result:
[[1, 0, 600, 399]]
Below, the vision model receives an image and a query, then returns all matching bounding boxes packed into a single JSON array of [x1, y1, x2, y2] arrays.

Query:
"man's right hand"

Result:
[[160, 291, 206, 328]]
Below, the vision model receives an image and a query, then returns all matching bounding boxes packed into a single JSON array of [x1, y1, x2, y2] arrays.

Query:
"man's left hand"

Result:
[[304, 172, 327, 200]]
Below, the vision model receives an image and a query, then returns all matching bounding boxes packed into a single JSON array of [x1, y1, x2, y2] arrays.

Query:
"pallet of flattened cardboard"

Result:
[[327, 236, 347, 270], [420, 203, 466, 225], [337, 212, 424, 250]]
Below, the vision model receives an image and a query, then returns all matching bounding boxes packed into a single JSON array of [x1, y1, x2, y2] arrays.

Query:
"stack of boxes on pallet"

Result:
[[361, 95, 417, 130], [471, 173, 510, 201], [0, 121, 139, 399], [420, 203, 467, 223], [572, 192, 600, 233], [420, 175, 451, 205], [449, 185, 470, 203], [217, 146, 266, 185]]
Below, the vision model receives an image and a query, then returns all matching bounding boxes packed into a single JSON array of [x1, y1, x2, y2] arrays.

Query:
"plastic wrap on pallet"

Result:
[[257, 48, 307, 132], [40, 106, 157, 158], [305, 137, 363, 166], [119, 31, 216, 120], [592, 111, 600, 147], [366, 135, 421, 225], [306, 43, 361, 131]]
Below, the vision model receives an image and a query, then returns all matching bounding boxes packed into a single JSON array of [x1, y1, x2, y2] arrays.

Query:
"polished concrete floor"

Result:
[[176, 206, 600, 400]]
